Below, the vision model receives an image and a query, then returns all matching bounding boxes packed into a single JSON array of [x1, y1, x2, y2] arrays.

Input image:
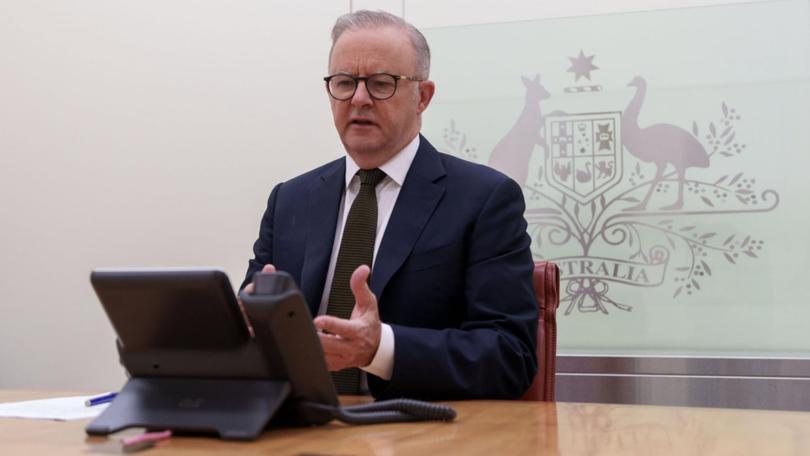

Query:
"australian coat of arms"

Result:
[[442, 50, 780, 315]]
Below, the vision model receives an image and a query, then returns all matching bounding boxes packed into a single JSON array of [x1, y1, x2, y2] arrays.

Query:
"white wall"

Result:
[[0, 0, 348, 391], [0, 0, 776, 391], [358, 0, 771, 27]]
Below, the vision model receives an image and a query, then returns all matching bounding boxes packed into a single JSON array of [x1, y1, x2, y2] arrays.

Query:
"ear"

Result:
[[416, 80, 436, 115]]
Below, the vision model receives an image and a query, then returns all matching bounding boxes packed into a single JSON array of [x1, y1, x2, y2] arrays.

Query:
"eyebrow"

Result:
[[329, 70, 394, 77]]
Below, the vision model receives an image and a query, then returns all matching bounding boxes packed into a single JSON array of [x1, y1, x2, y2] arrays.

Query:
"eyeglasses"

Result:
[[323, 73, 423, 101]]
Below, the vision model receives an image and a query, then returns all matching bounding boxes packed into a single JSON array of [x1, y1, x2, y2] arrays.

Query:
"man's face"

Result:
[[328, 26, 434, 169]]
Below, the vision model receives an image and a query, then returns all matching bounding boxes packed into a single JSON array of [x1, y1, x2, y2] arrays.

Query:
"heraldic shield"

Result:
[[545, 112, 622, 204]]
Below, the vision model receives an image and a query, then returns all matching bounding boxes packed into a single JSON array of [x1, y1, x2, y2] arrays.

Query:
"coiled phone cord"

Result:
[[299, 399, 457, 425]]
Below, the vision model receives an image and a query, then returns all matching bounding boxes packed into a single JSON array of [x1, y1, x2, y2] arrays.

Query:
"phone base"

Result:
[[85, 377, 291, 441]]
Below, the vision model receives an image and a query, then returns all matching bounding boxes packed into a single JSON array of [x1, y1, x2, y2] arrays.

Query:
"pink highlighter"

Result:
[[121, 430, 172, 453]]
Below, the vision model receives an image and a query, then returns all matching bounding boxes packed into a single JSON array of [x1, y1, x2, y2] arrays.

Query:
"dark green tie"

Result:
[[327, 168, 386, 394]]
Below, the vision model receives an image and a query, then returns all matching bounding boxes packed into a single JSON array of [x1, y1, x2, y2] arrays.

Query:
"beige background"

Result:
[[0, 1, 346, 390], [0, 0, 775, 391]]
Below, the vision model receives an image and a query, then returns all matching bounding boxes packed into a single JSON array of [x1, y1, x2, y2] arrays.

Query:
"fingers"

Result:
[[317, 331, 360, 371], [244, 264, 277, 294], [318, 331, 353, 351], [235, 297, 255, 337], [315, 265, 381, 370], [239, 263, 276, 338], [315, 311, 381, 369], [314, 315, 361, 339], [318, 335, 351, 371], [350, 265, 377, 314]]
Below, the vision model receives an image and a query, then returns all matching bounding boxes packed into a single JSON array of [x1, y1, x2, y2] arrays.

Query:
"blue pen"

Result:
[[85, 392, 118, 407]]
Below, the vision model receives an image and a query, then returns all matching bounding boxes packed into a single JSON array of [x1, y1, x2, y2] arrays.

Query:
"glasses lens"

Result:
[[367, 74, 397, 99], [328, 75, 356, 100]]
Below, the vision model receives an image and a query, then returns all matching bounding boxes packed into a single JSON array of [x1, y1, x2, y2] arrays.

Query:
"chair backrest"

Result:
[[521, 261, 560, 401]]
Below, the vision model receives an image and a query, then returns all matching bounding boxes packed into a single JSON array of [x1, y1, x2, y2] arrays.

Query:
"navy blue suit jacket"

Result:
[[242, 135, 538, 400]]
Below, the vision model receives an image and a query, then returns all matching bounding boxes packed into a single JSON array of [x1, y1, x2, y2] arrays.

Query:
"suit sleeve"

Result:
[[240, 183, 282, 290], [370, 177, 539, 400]]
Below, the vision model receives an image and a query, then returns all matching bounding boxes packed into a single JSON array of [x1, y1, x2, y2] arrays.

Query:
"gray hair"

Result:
[[330, 10, 431, 79]]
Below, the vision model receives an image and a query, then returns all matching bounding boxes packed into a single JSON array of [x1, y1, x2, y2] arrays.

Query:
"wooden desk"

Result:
[[2, 390, 810, 455]]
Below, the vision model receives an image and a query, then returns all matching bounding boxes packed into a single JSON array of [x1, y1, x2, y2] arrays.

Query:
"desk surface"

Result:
[[2, 390, 810, 455]]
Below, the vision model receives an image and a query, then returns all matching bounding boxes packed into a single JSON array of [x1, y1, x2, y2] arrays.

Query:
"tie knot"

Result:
[[357, 168, 386, 187]]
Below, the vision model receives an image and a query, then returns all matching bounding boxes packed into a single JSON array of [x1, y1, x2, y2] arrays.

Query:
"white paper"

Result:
[[0, 394, 110, 421]]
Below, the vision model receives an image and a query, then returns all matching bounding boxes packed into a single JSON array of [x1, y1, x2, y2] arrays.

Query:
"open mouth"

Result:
[[349, 119, 376, 127]]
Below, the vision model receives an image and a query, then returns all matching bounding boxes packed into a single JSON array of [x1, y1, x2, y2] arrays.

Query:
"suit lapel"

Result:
[[370, 136, 446, 298], [300, 159, 345, 315]]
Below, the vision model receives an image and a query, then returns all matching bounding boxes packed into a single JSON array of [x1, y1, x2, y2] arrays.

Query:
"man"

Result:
[[242, 10, 537, 400]]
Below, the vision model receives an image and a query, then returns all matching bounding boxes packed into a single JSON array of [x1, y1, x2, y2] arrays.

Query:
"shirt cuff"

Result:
[[360, 322, 394, 380]]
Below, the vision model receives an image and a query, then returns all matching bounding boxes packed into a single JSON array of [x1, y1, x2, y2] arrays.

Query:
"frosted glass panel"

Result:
[[421, 0, 810, 355]]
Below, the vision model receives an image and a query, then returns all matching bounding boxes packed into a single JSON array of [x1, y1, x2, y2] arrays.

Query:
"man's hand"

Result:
[[314, 265, 382, 371], [242, 264, 277, 295], [238, 264, 276, 337]]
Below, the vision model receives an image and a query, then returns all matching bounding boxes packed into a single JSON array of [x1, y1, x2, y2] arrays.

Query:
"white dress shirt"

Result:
[[317, 134, 420, 381]]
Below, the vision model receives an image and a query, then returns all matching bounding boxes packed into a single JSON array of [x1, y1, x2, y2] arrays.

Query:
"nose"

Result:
[[350, 80, 373, 107]]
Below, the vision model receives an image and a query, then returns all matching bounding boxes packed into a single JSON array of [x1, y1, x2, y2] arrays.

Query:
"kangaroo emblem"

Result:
[[488, 74, 550, 185]]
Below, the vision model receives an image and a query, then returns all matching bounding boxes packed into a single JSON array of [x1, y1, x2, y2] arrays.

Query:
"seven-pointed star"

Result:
[[567, 50, 599, 81]]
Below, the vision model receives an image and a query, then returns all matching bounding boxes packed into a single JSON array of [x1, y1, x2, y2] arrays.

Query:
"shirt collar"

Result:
[[344, 134, 420, 188]]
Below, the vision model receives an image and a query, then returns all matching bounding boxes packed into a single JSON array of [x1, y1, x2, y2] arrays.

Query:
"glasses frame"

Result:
[[323, 72, 424, 101]]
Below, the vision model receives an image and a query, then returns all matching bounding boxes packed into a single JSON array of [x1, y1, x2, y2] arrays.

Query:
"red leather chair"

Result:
[[521, 261, 561, 401]]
